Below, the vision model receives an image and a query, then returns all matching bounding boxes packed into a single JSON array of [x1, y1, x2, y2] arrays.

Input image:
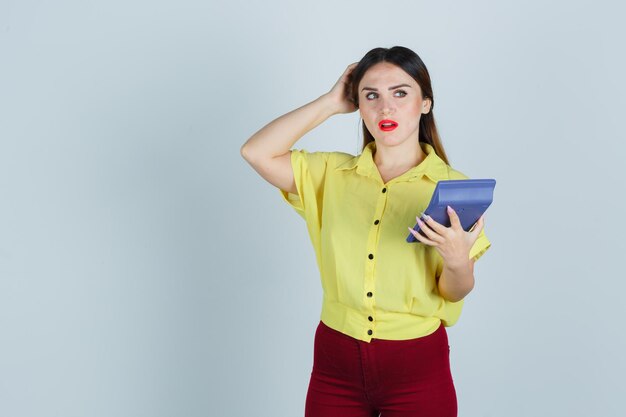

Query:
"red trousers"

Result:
[[305, 320, 457, 417]]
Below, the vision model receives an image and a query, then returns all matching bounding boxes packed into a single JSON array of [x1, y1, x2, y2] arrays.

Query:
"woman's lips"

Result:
[[378, 119, 398, 131]]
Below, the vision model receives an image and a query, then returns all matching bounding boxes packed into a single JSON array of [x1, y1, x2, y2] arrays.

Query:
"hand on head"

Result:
[[326, 62, 359, 115]]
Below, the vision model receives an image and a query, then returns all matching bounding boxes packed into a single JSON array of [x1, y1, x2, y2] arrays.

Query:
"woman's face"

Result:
[[357, 62, 431, 149]]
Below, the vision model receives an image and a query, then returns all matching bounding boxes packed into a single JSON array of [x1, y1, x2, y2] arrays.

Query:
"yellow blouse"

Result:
[[279, 141, 491, 342]]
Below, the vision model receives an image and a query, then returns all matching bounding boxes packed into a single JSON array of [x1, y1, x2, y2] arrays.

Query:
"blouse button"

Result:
[[368, 316, 373, 322], [374, 219, 380, 225], [368, 330, 373, 335], [382, 187, 387, 193], [367, 292, 373, 297], [368, 253, 374, 260]]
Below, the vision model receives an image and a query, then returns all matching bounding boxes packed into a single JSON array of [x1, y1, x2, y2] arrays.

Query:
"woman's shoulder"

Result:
[[291, 149, 354, 159], [294, 148, 356, 166], [331, 151, 357, 165], [445, 165, 471, 180], [289, 149, 357, 172]]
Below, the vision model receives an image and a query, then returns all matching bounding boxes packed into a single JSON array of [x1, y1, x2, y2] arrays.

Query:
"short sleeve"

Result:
[[278, 149, 331, 223]]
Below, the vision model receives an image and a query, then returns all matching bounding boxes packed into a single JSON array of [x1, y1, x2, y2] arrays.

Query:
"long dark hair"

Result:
[[346, 46, 450, 165]]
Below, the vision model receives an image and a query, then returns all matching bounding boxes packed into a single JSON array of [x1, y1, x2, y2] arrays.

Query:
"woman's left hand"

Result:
[[408, 206, 484, 269]]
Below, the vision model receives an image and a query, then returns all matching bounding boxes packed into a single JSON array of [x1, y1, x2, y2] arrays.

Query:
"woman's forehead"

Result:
[[359, 63, 416, 88]]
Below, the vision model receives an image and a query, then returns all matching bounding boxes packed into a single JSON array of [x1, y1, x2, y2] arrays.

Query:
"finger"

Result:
[[446, 206, 463, 231], [470, 215, 485, 239], [345, 63, 358, 74], [408, 227, 439, 246], [420, 212, 448, 236], [415, 217, 445, 244]]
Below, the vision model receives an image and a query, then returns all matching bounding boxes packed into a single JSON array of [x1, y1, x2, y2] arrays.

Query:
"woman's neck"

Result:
[[373, 139, 425, 171]]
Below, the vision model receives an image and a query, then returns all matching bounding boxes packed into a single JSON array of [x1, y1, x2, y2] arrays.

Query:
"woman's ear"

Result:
[[422, 97, 432, 114]]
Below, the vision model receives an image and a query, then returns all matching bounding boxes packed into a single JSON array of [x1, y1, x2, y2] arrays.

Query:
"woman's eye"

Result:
[[365, 90, 407, 100]]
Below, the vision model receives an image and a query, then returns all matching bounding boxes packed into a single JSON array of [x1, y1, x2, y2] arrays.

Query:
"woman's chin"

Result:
[[375, 135, 406, 147]]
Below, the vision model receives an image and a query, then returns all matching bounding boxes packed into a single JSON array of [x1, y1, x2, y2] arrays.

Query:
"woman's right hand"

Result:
[[325, 62, 359, 115]]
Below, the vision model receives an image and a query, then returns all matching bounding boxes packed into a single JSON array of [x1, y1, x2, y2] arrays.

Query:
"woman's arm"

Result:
[[407, 207, 486, 302], [240, 63, 358, 193], [437, 259, 476, 302]]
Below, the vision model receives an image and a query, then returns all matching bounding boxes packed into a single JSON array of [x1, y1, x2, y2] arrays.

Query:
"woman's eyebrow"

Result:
[[361, 83, 412, 92]]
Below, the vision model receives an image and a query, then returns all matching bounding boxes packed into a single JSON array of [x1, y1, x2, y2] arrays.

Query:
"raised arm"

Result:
[[240, 63, 359, 194]]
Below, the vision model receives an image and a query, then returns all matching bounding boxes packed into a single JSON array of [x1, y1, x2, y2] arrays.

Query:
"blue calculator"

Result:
[[406, 179, 496, 243]]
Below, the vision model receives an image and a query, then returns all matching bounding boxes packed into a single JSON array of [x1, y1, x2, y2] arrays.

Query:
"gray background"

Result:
[[1, 0, 625, 416]]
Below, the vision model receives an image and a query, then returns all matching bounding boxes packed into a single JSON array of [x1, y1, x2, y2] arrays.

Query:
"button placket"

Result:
[[363, 184, 390, 339]]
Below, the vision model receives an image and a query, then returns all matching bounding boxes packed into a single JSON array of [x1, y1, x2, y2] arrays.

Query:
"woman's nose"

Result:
[[379, 97, 395, 115]]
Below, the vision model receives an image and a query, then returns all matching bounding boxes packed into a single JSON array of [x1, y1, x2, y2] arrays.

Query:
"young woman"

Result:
[[241, 46, 491, 417]]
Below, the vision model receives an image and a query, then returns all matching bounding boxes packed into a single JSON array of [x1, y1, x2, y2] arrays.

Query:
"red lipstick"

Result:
[[378, 119, 398, 131]]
